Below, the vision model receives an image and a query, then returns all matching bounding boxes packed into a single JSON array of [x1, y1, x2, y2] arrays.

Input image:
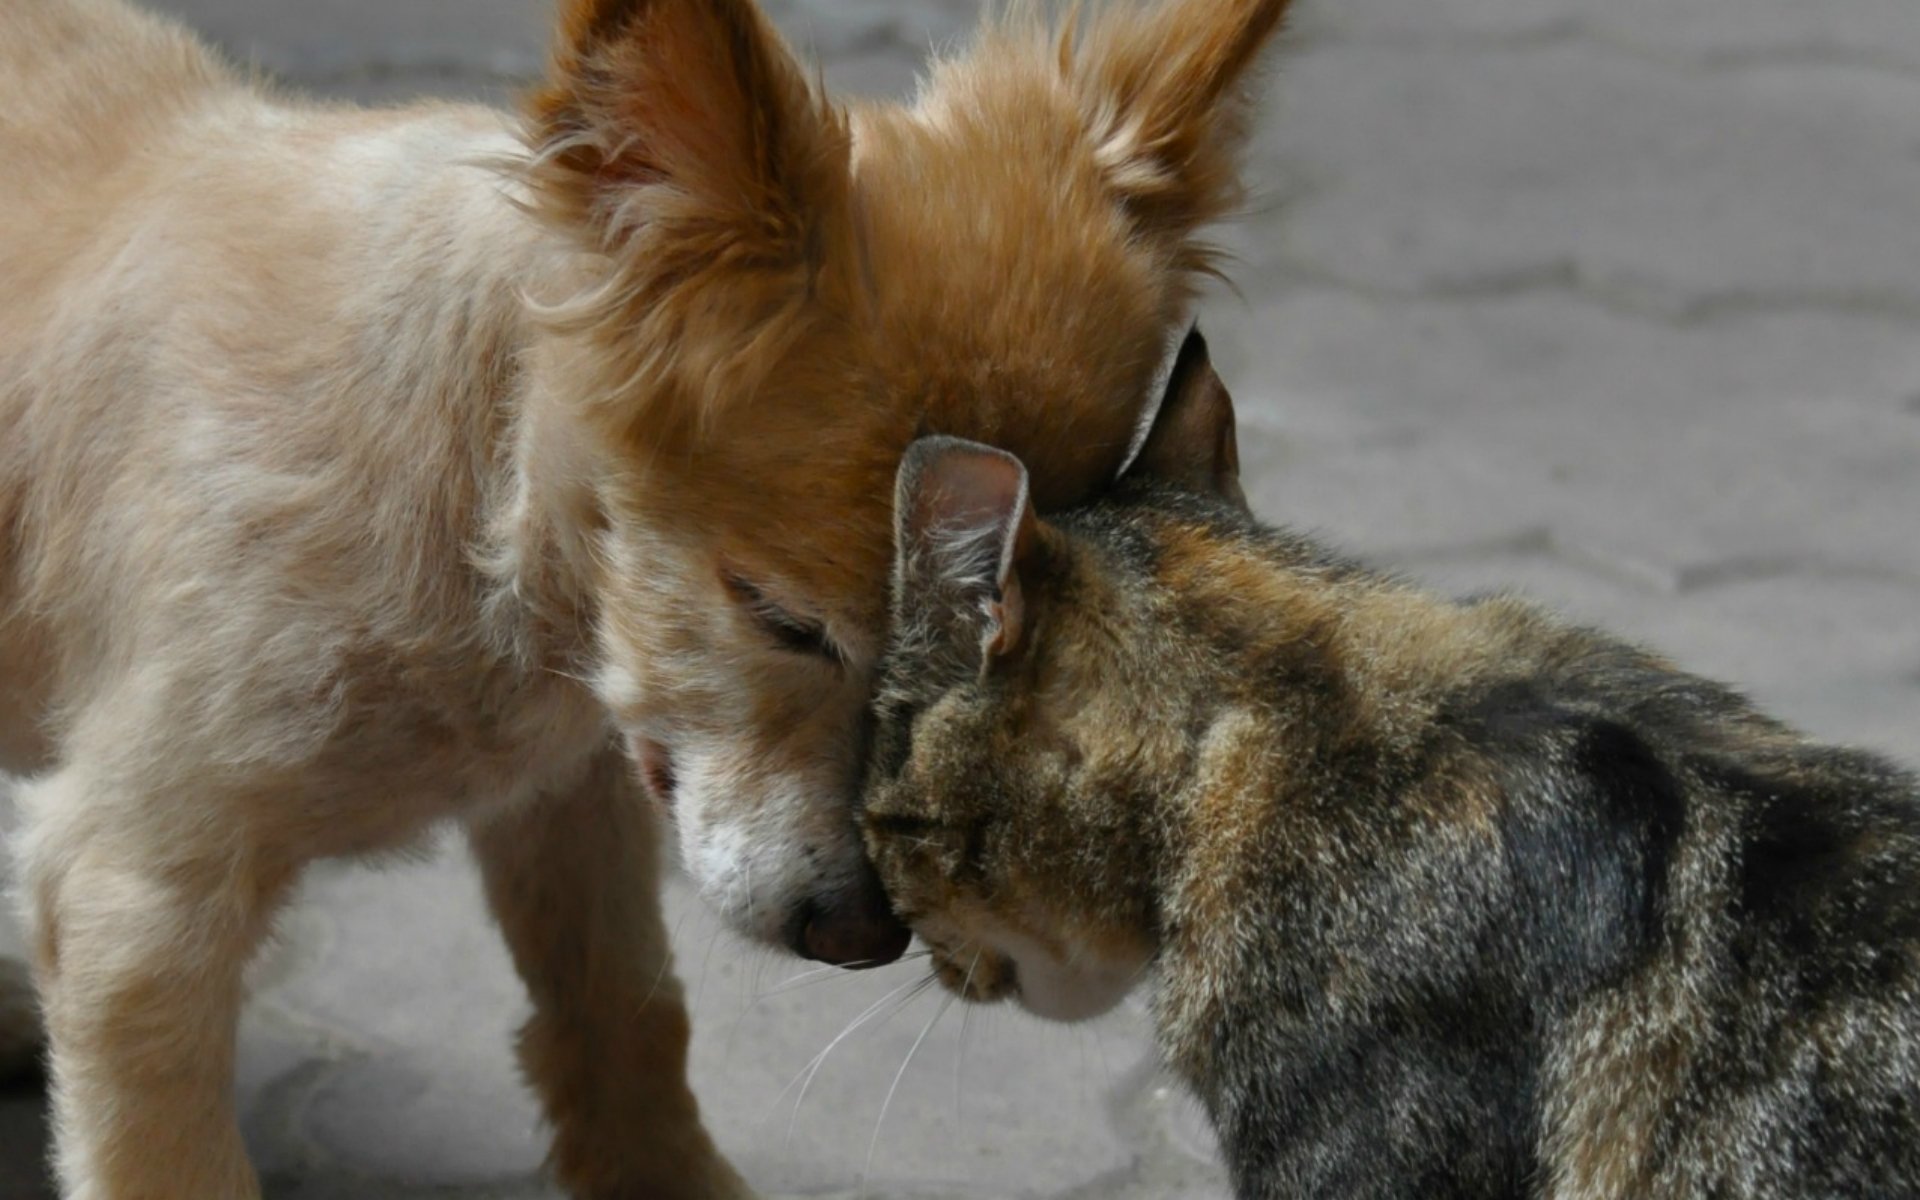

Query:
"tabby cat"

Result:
[[860, 329, 1920, 1198]]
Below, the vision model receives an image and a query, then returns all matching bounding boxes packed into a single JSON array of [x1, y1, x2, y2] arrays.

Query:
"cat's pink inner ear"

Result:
[[896, 436, 1039, 661], [1131, 327, 1248, 508], [910, 444, 1027, 547]]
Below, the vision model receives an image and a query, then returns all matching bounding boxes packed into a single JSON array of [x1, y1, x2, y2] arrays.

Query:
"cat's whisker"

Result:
[[953, 950, 980, 1125], [761, 951, 931, 1000], [722, 950, 817, 1061], [722, 953, 936, 1061], [765, 960, 862, 995], [778, 974, 934, 1151], [861, 987, 955, 1198]]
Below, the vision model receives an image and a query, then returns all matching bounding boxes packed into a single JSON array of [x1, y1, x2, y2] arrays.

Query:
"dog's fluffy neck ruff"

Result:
[[478, 365, 605, 684], [355, 129, 622, 697]]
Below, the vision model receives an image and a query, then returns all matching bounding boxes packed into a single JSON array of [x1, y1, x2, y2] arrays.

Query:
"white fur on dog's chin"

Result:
[[992, 926, 1142, 1024], [651, 737, 864, 948], [591, 531, 874, 951]]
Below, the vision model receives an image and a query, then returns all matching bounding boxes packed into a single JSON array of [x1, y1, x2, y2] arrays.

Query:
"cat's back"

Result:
[[1155, 570, 1920, 1197], [1503, 639, 1920, 1198]]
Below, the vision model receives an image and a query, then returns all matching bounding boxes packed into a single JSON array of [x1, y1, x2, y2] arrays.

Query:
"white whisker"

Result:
[[720, 953, 936, 1063], [777, 974, 934, 1150], [765, 950, 932, 999], [953, 951, 981, 1126], [861, 988, 954, 1198], [723, 957, 870, 1062], [768, 960, 858, 994]]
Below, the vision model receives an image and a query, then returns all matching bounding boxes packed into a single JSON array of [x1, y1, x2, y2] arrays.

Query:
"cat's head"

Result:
[[860, 330, 1250, 1022]]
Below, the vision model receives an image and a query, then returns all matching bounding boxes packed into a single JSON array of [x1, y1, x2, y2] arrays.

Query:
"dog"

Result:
[[0, 0, 1293, 1194]]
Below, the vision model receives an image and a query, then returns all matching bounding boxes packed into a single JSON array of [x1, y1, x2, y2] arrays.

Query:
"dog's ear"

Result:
[[1127, 328, 1248, 510], [524, 0, 858, 444], [1070, 0, 1293, 264], [893, 438, 1042, 675]]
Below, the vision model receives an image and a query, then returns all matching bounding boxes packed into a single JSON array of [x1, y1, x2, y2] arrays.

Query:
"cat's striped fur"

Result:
[[862, 331, 1920, 1199]]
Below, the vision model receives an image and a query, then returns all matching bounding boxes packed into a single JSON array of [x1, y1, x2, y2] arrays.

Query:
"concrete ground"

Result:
[[4, 0, 1919, 1196]]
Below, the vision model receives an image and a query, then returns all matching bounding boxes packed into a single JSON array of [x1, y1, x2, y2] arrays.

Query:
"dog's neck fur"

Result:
[[368, 127, 627, 692], [479, 335, 609, 680]]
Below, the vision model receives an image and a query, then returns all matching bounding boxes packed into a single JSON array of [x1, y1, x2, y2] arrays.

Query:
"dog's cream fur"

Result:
[[0, 0, 1289, 1194]]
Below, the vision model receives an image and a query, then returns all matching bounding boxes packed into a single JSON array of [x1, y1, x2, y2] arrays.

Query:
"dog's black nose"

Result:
[[792, 867, 910, 968]]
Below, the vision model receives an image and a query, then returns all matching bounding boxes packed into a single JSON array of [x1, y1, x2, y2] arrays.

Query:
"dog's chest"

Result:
[[285, 665, 617, 858]]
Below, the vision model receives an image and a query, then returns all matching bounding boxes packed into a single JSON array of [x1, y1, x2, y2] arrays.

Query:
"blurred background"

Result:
[[3, 0, 1918, 1197]]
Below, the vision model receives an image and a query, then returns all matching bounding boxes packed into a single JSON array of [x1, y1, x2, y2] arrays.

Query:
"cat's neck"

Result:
[[1138, 528, 1561, 1080]]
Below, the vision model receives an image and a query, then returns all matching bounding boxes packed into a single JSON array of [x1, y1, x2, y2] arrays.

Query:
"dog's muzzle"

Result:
[[789, 863, 911, 968]]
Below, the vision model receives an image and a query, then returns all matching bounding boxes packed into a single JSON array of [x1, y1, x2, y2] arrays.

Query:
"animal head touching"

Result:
[[516, 0, 1292, 962]]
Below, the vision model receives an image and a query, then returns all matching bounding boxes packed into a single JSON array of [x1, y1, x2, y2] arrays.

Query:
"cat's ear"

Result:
[[894, 438, 1040, 671], [1127, 326, 1248, 510]]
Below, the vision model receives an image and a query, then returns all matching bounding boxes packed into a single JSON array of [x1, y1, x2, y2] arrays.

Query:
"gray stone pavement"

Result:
[[4, 0, 1919, 1196]]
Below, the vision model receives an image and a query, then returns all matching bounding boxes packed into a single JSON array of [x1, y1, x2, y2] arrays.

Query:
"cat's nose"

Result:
[[792, 865, 910, 968]]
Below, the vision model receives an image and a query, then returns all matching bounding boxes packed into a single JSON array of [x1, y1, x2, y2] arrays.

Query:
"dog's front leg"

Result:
[[468, 749, 754, 1200], [19, 768, 288, 1200]]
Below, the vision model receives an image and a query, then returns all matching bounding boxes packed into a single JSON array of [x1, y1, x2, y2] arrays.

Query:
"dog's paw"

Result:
[[0, 958, 42, 1082]]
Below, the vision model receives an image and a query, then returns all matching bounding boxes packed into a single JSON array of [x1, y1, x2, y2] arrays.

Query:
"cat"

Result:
[[859, 328, 1920, 1199]]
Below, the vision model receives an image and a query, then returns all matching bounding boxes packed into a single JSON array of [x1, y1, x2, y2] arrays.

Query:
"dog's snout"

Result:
[[790, 867, 910, 969]]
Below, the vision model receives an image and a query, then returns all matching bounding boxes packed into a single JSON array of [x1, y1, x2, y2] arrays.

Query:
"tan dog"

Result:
[[0, 0, 1291, 1195]]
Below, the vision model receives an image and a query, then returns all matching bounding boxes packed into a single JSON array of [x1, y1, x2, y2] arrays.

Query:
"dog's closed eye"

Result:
[[721, 571, 845, 665]]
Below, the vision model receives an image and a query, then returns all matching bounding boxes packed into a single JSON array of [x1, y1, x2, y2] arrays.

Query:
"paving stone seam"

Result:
[[1262, 258, 1920, 330], [253, 1057, 352, 1176], [220, 20, 1920, 86], [1379, 526, 1674, 595], [1669, 556, 1920, 595], [1373, 526, 1920, 600], [1287, 20, 1920, 80], [244, 1001, 377, 1175]]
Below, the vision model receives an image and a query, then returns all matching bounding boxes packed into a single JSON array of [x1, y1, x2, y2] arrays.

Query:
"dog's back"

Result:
[[0, 0, 537, 771], [0, 0, 228, 627], [0, 0, 233, 339], [0, 0, 213, 579], [0, 1, 227, 1067], [0, 0, 228, 188]]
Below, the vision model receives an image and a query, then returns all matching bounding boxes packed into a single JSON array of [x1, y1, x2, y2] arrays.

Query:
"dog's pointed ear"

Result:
[[1070, 0, 1293, 261], [893, 438, 1041, 674], [529, 0, 847, 241], [523, 0, 857, 441], [1128, 328, 1248, 509]]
